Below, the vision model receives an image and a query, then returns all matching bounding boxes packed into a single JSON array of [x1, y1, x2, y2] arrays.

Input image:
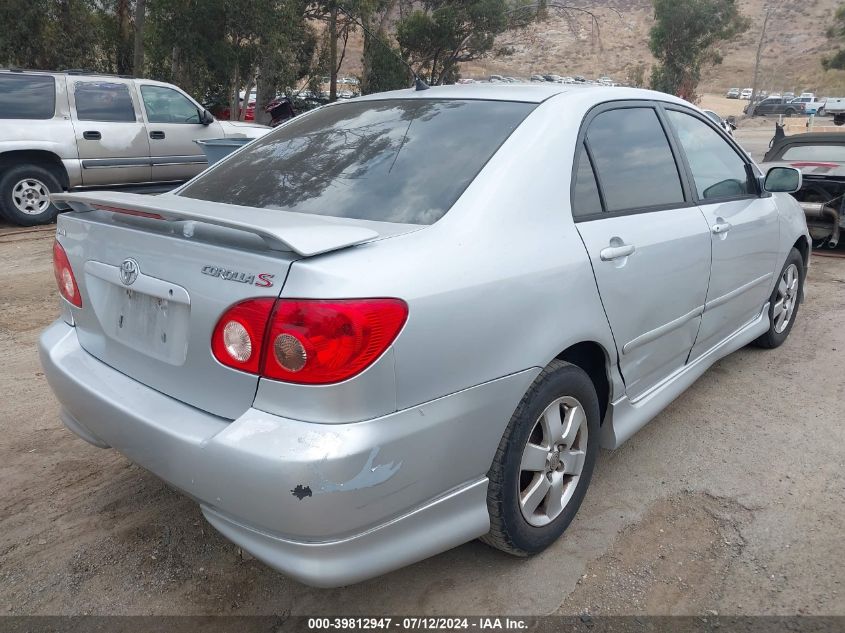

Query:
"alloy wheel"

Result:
[[518, 396, 588, 527], [774, 263, 799, 334], [12, 178, 51, 215]]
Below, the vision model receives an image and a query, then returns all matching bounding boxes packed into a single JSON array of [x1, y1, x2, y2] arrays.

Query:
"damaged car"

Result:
[[40, 84, 810, 587], [762, 132, 845, 249]]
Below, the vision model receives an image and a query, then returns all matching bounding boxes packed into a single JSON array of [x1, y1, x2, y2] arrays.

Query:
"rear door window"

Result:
[[179, 99, 536, 225], [585, 107, 685, 212], [74, 82, 136, 122], [0, 74, 56, 119], [571, 145, 603, 218]]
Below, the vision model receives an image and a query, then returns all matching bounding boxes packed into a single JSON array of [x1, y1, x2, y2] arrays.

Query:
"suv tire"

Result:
[[0, 163, 62, 226], [481, 360, 600, 556]]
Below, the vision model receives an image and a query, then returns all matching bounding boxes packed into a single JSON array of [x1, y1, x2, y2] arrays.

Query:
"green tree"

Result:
[[823, 4, 845, 71], [649, 0, 749, 101], [395, 0, 511, 85]]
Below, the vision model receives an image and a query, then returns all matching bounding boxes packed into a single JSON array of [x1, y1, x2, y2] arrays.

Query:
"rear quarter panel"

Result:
[[278, 93, 621, 414]]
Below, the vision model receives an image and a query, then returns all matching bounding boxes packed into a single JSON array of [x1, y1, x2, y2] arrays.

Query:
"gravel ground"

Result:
[[1, 141, 844, 615]]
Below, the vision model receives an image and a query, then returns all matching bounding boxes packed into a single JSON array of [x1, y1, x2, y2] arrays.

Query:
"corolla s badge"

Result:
[[119, 258, 140, 286], [201, 265, 274, 288]]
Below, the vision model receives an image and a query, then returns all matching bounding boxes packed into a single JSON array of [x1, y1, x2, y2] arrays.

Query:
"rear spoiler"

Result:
[[51, 191, 380, 257]]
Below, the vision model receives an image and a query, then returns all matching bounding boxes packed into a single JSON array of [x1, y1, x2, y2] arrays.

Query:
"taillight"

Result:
[[210, 297, 408, 384], [262, 299, 408, 384], [211, 298, 275, 373], [52, 240, 82, 308]]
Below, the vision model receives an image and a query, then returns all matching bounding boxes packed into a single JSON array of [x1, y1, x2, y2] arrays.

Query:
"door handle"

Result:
[[149, 131, 165, 139], [82, 131, 101, 140], [711, 220, 732, 235], [600, 243, 636, 261]]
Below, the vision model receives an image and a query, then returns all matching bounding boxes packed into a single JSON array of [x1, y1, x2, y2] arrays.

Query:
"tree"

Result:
[[133, 0, 147, 75], [395, 0, 510, 85], [823, 4, 845, 71], [649, 0, 749, 101]]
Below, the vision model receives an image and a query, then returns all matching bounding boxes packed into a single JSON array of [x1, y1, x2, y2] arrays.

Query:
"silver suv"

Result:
[[0, 70, 269, 226]]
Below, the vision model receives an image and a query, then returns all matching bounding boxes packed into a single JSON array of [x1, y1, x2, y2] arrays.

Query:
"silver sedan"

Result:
[[40, 83, 809, 587]]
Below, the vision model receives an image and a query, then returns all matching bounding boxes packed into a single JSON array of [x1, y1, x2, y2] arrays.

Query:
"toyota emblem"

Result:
[[119, 258, 139, 286]]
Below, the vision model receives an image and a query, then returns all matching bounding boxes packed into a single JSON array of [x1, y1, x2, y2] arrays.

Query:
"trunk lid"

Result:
[[52, 190, 408, 420]]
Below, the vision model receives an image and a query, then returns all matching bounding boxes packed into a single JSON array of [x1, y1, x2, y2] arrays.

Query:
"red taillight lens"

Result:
[[211, 298, 275, 373], [262, 299, 408, 384], [52, 240, 82, 308], [211, 297, 407, 383]]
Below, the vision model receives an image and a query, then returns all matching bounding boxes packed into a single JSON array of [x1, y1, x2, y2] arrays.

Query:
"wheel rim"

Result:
[[774, 263, 799, 334], [518, 396, 588, 527], [11, 178, 51, 215]]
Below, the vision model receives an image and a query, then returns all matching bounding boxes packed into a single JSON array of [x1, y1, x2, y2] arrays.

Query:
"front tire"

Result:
[[753, 248, 804, 349], [0, 163, 62, 226], [481, 360, 600, 556]]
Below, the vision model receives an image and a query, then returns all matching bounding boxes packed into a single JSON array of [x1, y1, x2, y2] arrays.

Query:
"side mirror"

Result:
[[764, 166, 802, 193], [199, 109, 214, 125]]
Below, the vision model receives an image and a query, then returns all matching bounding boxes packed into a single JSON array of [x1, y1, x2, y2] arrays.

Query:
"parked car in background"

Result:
[[745, 97, 806, 117], [41, 83, 809, 587], [530, 74, 546, 82], [762, 132, 845, 248], [822, 97, 845, 124], [0, 69, 269, 226], [783, 91, 795, 100], [726, 88, 740, 99], [790, 96, 826, 115], [740, 88, 753, 99]]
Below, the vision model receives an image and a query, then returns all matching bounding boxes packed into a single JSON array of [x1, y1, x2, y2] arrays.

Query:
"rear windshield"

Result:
[[179, 98, 536, 225], [0, 74, 56, 119], [780, 144, 845, 162]]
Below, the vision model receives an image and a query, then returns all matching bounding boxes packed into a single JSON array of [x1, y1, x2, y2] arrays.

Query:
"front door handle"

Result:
[[711, 220, 732, 235], [149, 130, 165, 139], [600, 243, 636, 261], [82, 131, 101, 140]]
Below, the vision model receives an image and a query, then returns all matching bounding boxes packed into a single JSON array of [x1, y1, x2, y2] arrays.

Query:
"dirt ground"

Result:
[[1, 137, 845, 615]]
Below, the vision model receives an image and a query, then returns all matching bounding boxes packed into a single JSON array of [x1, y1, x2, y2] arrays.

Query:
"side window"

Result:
[[0, 74, 56, 120], [141, 86, 200, 124], [571, 145, 603, 218], [585, 107, 685, 212], [666, 110, 755, 201], [74, 82, 136, 122]]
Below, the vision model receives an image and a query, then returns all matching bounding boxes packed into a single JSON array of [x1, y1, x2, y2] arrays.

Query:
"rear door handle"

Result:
[[82, 131, 101, 140], [711, 220, 732, 235], [149, 131, 165, 139], [600, 243, 636, 261]]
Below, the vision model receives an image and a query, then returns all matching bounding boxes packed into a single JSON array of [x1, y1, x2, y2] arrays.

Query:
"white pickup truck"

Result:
[[822, 97, 845, 124]]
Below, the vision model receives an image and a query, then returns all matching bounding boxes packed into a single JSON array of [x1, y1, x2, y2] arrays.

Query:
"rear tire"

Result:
[[753, 248, 804, 349], [0, 163, 62, 226], [481, 360, 600, 556]]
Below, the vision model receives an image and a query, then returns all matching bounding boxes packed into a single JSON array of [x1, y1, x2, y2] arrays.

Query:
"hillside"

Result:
[[464, 0, 845, 96], [336, 0, 845, 97]]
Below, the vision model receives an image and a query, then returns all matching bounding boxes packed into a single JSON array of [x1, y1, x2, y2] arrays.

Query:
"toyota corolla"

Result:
[[40, 84, 810, 587]]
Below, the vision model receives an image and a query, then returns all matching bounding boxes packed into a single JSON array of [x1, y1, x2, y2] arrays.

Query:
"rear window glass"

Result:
[[74, 82, 136, 122], [780, 144, 845, 162], [179, 99, 535, 225], [0, 74, 55, 119]]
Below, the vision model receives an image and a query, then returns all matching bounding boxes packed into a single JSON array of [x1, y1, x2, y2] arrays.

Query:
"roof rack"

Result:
[[0, 67, 134, 78]]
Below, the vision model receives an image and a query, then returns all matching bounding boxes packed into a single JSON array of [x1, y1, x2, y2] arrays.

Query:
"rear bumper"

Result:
[[38, 320, 537, 586]]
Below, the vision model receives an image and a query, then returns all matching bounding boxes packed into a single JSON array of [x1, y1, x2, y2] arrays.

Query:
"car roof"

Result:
[[354, 83, 688, 106]]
